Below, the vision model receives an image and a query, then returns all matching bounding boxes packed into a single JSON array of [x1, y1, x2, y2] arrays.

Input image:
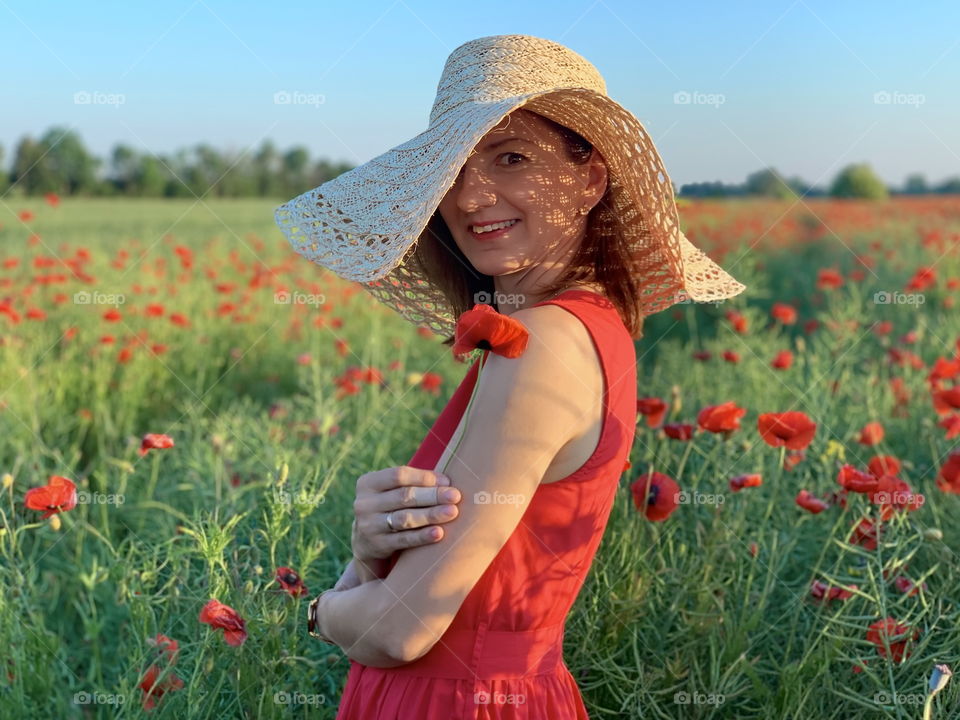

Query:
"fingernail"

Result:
[[441, 489, 460, 502], [438, 475, 451, 485]]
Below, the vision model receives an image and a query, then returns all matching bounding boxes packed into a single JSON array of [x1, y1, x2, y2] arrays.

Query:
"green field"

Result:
[[1, 196, 959, 719]]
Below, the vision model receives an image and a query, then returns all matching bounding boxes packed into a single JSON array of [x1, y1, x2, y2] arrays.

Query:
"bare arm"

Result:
[[313, 579, 407, 667]]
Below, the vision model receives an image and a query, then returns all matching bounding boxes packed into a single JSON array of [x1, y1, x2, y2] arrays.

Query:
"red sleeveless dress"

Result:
[[334, 289, 638, 719]]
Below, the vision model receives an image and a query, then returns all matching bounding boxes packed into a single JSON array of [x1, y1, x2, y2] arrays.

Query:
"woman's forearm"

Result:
[[316, 579, 408, 667]]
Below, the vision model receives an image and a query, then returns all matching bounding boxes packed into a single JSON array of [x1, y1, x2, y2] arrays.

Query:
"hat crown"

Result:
[[429, 34, 607, 125]]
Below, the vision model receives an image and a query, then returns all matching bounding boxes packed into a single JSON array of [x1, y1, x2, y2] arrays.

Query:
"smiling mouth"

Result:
[[468, 219, 520, 236]]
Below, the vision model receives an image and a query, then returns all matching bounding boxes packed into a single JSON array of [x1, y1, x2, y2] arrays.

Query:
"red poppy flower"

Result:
[[630, 472, 680, 522], [937, 413, 960, 440], [816, 268, 844, 290], [725, 310, 748, 333], [697, 401, 747, 435], [662, 423, 694, 441], [757, 411, 817, 450], [866, 617, 918, 663], [932, 386, 960, 415], [139, 663, 184, 711], [784, 451, 806, 471], [935, 451, 960, 494], [868, 455, 901, 477], [848, 517, 881, 550], [892, 576, 926, 596], [795, 489, 829, 514], [146, 633, 180, 664], [869, 475, 923, 518], [729, 473, 762, 492], [771, 302, 797, 325], [140, 433, 175, 456], [837, 464, 880, 494], [905, 266, 935, 292], [857, 421, 885, 445], [275, 566, 308, 598], [809, 579, 855, 602], [451, 303, 529, 359], [420, 372, 442, 395], [199, 599, 247, 646], [771, 350, 793, 369], [636, 397, 667, 428], [722, 350, 740, 363], [24, 475, 78, 519]]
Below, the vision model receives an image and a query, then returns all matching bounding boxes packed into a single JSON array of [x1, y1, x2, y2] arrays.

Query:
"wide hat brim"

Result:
[[275, 87, 747, 338]]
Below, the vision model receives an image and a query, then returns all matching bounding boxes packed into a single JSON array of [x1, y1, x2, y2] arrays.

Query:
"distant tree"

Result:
[[933, 177, 960, 195], [902, 173, 928, 195], [829, 163, 888, 200], [39, 127, 100, 195], [11, 136, 59, 195], [744, 168, 796, 199]]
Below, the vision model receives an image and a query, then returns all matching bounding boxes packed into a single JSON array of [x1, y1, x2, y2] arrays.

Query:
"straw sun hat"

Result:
[[274, 34, 747, 338]]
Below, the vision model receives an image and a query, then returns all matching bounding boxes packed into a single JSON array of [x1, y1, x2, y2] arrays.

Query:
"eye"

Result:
[[497, 152, 527, 166]]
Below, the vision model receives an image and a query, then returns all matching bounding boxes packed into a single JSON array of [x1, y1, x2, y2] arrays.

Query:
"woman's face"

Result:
[[437, 109, 607, 280]]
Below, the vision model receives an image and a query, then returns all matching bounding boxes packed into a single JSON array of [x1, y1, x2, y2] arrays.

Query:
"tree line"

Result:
[[0, 126, 957, 200], [0, 126, 352, 199]]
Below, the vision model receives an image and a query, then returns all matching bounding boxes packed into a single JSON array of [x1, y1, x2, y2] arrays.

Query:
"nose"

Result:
[[453, 164, 497, 214]]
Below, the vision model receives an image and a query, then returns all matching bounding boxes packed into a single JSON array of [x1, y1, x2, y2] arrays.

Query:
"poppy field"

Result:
[[1, 195, 959, 719]]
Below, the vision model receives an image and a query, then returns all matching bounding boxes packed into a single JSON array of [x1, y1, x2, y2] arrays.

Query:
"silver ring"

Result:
[[385, 511, 396, 533]]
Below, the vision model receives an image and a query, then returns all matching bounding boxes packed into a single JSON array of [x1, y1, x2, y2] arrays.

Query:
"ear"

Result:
[[584, 148, 608, 207]]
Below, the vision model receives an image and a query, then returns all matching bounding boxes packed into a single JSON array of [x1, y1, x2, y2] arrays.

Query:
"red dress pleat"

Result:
[[334, 289, 638, 720]]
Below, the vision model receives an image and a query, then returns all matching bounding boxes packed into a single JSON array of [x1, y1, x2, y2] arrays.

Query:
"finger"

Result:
[[387, 485, 461, 511], [362, 466, 449, 493]]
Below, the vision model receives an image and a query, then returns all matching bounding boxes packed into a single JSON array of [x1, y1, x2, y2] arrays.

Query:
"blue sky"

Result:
[[2, 0, 958, 188]]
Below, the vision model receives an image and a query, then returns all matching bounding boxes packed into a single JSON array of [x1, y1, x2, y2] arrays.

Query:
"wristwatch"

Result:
[[307, 590, 337, 645]]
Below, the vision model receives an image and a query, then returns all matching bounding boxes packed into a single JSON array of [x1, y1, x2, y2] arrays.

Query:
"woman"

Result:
[[275, 34, 746, 719]]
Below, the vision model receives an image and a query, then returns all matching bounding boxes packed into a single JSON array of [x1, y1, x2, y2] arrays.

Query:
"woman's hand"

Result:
[[352, 466, 462, 577]]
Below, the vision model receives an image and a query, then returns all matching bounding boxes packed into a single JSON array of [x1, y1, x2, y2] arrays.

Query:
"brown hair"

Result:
[[410, 111, 645, 346]]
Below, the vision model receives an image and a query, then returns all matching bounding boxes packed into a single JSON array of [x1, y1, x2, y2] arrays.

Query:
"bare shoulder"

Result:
[[509, 303, 599, 375]]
